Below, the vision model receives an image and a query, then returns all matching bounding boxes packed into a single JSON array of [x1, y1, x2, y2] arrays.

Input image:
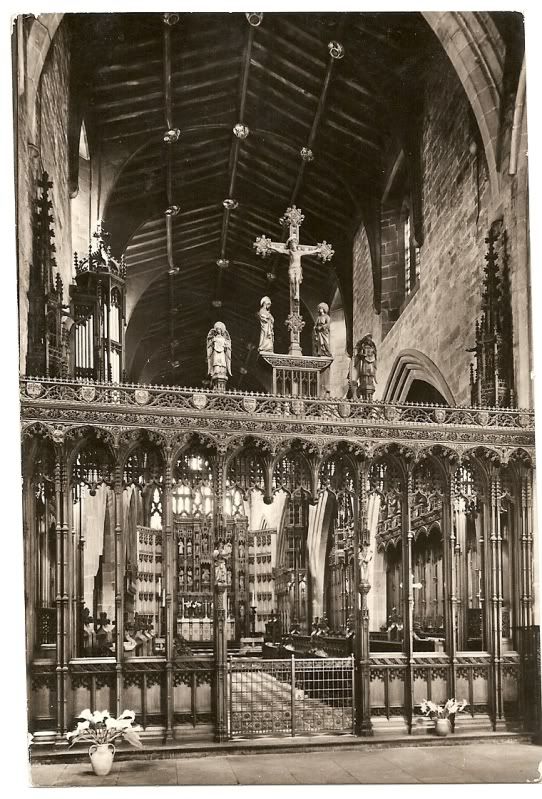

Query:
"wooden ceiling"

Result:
[[70, 12, 435, 388]]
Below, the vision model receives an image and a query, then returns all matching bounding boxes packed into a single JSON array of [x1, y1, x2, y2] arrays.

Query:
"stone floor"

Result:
[[31, 741, 542, 786]]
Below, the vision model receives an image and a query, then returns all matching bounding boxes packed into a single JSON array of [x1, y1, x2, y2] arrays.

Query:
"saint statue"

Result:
[[258, 296, 274, 352], [359, 544, 373, 584], [214, 558, 227, 586], [358, 334, 377, 401], [313, 302, 332, 357], [206, 321, 231, 391], [348, 333, 377, 400]]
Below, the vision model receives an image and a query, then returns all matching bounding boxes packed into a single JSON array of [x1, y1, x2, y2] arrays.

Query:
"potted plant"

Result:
[[419, 698, 468, 736], [66, 709, 142, 776]]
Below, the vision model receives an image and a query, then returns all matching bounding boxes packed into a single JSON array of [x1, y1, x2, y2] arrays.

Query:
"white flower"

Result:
[[66, 709, 141, 748]]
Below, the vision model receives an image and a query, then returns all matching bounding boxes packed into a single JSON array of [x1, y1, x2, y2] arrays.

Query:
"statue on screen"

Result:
[[258, 296, 274, 352], [206, 321, 231, 392], [313, 302, 332, 357], [348, 334, 377, 400]]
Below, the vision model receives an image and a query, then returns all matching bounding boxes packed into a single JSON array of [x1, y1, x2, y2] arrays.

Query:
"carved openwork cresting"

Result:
[[21, 377, 534, 463]]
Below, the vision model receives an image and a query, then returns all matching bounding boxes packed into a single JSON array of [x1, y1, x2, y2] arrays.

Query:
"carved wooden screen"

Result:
[[72, 439, 116, 658], [453, 464, 486, 651], [226, 451, 264, 637], [369, 460, 403, 652], [274, 453, 311, 633], [30, 441, 57, 652], [173, 451, 214, 642], [175, 518, 213, 640], [320, 457, 355, 633], [123, 445, 165, 655], [411, 461, 445, 643], [224, 517, 249, 638]]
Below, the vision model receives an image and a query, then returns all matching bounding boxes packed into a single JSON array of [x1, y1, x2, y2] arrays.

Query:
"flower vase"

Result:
[[435, 718, 451, 737], [89, 743, 115, 776]]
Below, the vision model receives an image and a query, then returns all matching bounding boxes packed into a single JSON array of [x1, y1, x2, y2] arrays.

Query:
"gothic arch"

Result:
[[22, 14, 65, 139], [423, 11, 505, 203], [383, 350, 456, 406]]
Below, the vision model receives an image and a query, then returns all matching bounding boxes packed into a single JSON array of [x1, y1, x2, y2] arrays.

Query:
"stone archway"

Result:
[[382, 350, 456, 406]]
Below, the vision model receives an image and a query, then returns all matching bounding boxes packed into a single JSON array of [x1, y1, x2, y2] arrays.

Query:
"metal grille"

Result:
[[228, 656, 354, 738]]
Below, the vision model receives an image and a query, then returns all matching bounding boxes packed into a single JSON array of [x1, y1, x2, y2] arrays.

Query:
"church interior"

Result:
[[15, 11, 540, 751]]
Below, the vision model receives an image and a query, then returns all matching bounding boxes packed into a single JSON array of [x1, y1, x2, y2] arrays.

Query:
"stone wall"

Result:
[[17, 16, 72, 373], [353, 47, 493, 406]]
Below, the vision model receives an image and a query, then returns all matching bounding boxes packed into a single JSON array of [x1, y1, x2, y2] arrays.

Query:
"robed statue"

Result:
[[206, 321, 231, 392], [258, 296, 274, 352], [348, 334, 377, 401], [313, 302, 332, 357]]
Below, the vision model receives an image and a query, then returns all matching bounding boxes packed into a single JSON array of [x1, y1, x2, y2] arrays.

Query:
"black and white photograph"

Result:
[[10, 6, 542, 789]]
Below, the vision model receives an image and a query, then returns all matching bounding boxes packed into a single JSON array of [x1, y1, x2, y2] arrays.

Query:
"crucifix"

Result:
[[254, 206, 334, 356]]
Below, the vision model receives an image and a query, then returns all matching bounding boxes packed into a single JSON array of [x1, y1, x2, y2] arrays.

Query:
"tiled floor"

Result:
[[31, 742, 542, 786]]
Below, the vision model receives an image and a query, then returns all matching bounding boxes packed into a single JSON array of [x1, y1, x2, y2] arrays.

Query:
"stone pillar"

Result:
[[213, 549, 229, 742], [163, 452, 174, 741]]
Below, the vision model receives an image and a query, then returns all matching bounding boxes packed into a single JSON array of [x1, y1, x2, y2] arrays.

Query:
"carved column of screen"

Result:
[[440, 459, 455, 697], [354, 459, 372, 736], [403, 463, 414, 734], [22, 470, 33, 662], [517, 461, 535, 727], [226, 517, 249, 639], [164, 451, 174, 741], [60, 457, 71, 734], [53, 453, 63, 739], [520, 465, 534, 628], [487, 465, 504, 728], [113, 455, 124, 718]]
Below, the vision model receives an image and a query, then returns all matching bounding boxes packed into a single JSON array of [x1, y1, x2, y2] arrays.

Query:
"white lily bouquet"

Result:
[[420, 698, 468, 719], [66, 709, 143, 748]]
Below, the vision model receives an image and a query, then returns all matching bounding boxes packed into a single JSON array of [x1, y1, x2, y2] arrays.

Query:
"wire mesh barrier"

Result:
[[228, 656, 355, 738]]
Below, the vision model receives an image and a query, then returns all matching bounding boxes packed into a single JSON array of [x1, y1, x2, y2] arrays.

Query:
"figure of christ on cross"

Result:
[[254, 206, 334, 356]]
